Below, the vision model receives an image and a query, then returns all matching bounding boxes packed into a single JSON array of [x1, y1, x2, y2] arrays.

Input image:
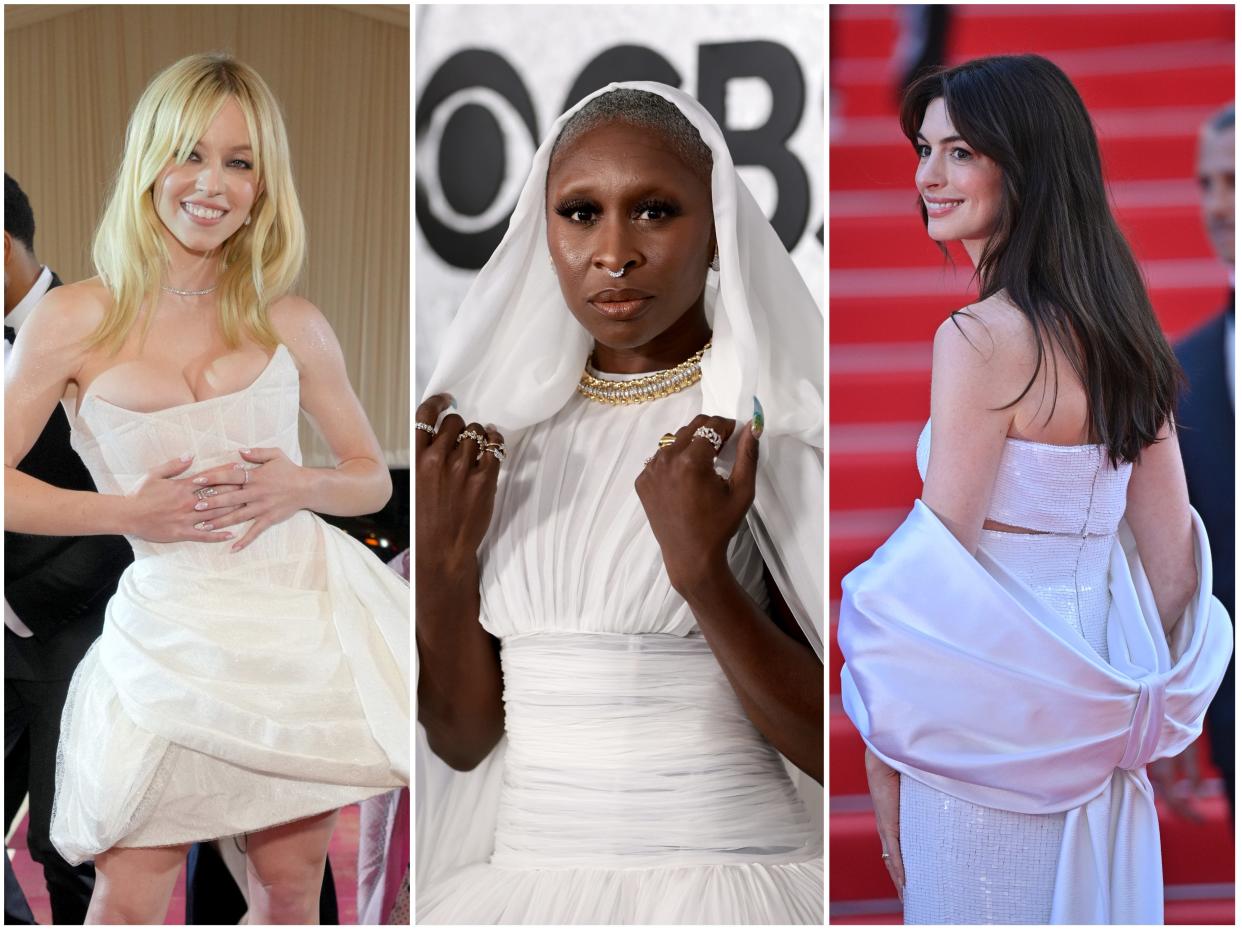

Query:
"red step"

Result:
[[831, 911, 904, 925], [830, 447, 921, 512], [829, 509, 905, 598], [1165, 898, 1235, 924], [830, 368, 928, 426], [832, 900, 1234, 925], [831, 5, 1232, 61], [948, 7, 1232, 58], [838, 62, 1234, 120]]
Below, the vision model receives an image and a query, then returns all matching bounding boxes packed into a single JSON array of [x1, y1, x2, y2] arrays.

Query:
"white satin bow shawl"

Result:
[[838, 500, 1232, 924], [422, 81, 825, 657]]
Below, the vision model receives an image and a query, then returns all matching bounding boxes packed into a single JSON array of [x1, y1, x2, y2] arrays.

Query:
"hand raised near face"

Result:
[[415, 394, 506, 572], [634, 408, 762, 595]]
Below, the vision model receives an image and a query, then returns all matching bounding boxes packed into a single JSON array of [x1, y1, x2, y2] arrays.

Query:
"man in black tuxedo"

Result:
[[4, 174, 133, 922], [1170, 105, 1235, 818]]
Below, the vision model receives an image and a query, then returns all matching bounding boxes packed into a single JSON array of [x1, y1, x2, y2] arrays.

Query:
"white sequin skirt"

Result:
[[900, 531, 1113, 924]]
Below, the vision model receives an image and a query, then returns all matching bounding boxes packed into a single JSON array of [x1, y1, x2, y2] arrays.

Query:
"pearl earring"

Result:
[[244, 214, 252, 226]]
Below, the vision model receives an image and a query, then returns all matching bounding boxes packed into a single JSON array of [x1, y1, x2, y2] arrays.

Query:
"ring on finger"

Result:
[[657, 432, 677, 448], [691, 426, 723, 451], [194, 486, 218, 501], [241, 468, 250, 485], [457, 429, 487, 461], [482, 441, 506, 463], [194, 520, 213, 531], [415, 421, 437, 437]]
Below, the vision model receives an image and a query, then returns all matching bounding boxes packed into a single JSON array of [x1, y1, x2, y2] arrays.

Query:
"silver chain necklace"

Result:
[[161, 283, 217, 297]]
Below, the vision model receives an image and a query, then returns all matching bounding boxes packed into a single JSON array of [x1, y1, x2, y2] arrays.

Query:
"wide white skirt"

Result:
[[50, 516, 410, 865], [416, 632, 823, 924]]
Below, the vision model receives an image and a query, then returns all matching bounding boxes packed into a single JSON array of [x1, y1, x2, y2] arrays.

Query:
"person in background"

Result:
[[4, 173, 132, 923], [1155, 102, 1235, 820]]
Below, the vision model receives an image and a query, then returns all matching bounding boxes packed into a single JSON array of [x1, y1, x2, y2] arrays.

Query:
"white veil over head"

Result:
[[425, 81, 824, 655]]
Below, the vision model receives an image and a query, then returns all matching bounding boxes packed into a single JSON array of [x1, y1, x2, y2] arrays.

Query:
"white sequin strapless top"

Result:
[[915, 420, 1133, 535]]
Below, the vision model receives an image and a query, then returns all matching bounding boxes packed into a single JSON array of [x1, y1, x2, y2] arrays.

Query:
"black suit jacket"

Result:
[[1175, 305, 1234, 620], [5, 272, 133, 680]]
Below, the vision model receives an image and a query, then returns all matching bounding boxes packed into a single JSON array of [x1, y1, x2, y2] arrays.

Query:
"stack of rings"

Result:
[[643, 426, 724, 467], [194, 486, 218, 502], [456, 429, 506, 463]]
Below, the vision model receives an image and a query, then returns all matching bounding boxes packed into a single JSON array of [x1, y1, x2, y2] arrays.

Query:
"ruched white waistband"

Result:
[[493, 632, 816, 869]]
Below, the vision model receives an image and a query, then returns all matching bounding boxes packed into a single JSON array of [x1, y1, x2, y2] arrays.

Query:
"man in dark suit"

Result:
[[4, 173, 133, 922], [1165, 105, 1235, 819]]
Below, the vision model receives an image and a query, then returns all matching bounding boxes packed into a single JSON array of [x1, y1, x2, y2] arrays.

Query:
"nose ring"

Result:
[[606, 266, 626, 279]]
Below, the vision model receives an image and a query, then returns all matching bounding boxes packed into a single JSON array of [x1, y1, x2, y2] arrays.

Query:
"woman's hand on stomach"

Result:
[[186, 449, 310, 551], [125, 454, 243, 544]]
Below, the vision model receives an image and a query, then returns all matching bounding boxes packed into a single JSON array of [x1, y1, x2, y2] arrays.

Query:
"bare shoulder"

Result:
[[24, 277, 111, 348], [268, 293, 332, 338], [932, 294, 1036, 407], [935, 294, 1032, 360], [267, 294, 344, 369]]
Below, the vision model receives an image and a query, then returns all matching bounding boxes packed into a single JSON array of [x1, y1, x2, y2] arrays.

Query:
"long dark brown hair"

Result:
[[900, 54, 1182, 465]]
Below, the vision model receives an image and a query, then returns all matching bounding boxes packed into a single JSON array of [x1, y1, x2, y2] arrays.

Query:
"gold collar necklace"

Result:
[[577, 342, 711, 406]]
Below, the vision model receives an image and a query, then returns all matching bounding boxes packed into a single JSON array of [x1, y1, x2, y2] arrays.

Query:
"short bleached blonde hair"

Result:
[[90, 52, 306, 351]]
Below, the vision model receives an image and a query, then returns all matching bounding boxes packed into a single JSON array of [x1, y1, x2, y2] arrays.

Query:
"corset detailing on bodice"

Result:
[[492, 633, 816, 869], [68, 345, 306, 573]]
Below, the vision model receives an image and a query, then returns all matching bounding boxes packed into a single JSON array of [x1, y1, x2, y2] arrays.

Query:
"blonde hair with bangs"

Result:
[[90, 52, 306, 352]]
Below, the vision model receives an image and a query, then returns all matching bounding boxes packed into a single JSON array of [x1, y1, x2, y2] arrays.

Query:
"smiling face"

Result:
[[152, 97, 261, 259], [915, 97, 1004, 264], [545, 120, 715, 371]]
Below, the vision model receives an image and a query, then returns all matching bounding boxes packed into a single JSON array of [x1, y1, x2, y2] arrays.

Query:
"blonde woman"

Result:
[[4, 54, 408, 923]]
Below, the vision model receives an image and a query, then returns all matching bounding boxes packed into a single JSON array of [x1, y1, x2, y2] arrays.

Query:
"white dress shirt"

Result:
[[4, 264, 53, 638]]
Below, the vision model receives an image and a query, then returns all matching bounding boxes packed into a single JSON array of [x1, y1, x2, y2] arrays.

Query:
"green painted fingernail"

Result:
[[752, 396, 765, 437]]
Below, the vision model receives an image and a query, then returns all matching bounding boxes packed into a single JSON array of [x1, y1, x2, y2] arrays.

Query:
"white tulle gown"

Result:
[[900, 422, 1131, 924], [416, 374, 823, 924], [49, 344, 409, 865]]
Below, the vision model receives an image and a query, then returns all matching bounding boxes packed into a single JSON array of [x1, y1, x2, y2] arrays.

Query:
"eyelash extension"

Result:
[[554, 198, 598, 220], [633, 198, 681, 219]]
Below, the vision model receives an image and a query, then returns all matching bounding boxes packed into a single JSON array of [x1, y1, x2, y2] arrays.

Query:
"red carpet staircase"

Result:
[[829, 5, 1234, 923]]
